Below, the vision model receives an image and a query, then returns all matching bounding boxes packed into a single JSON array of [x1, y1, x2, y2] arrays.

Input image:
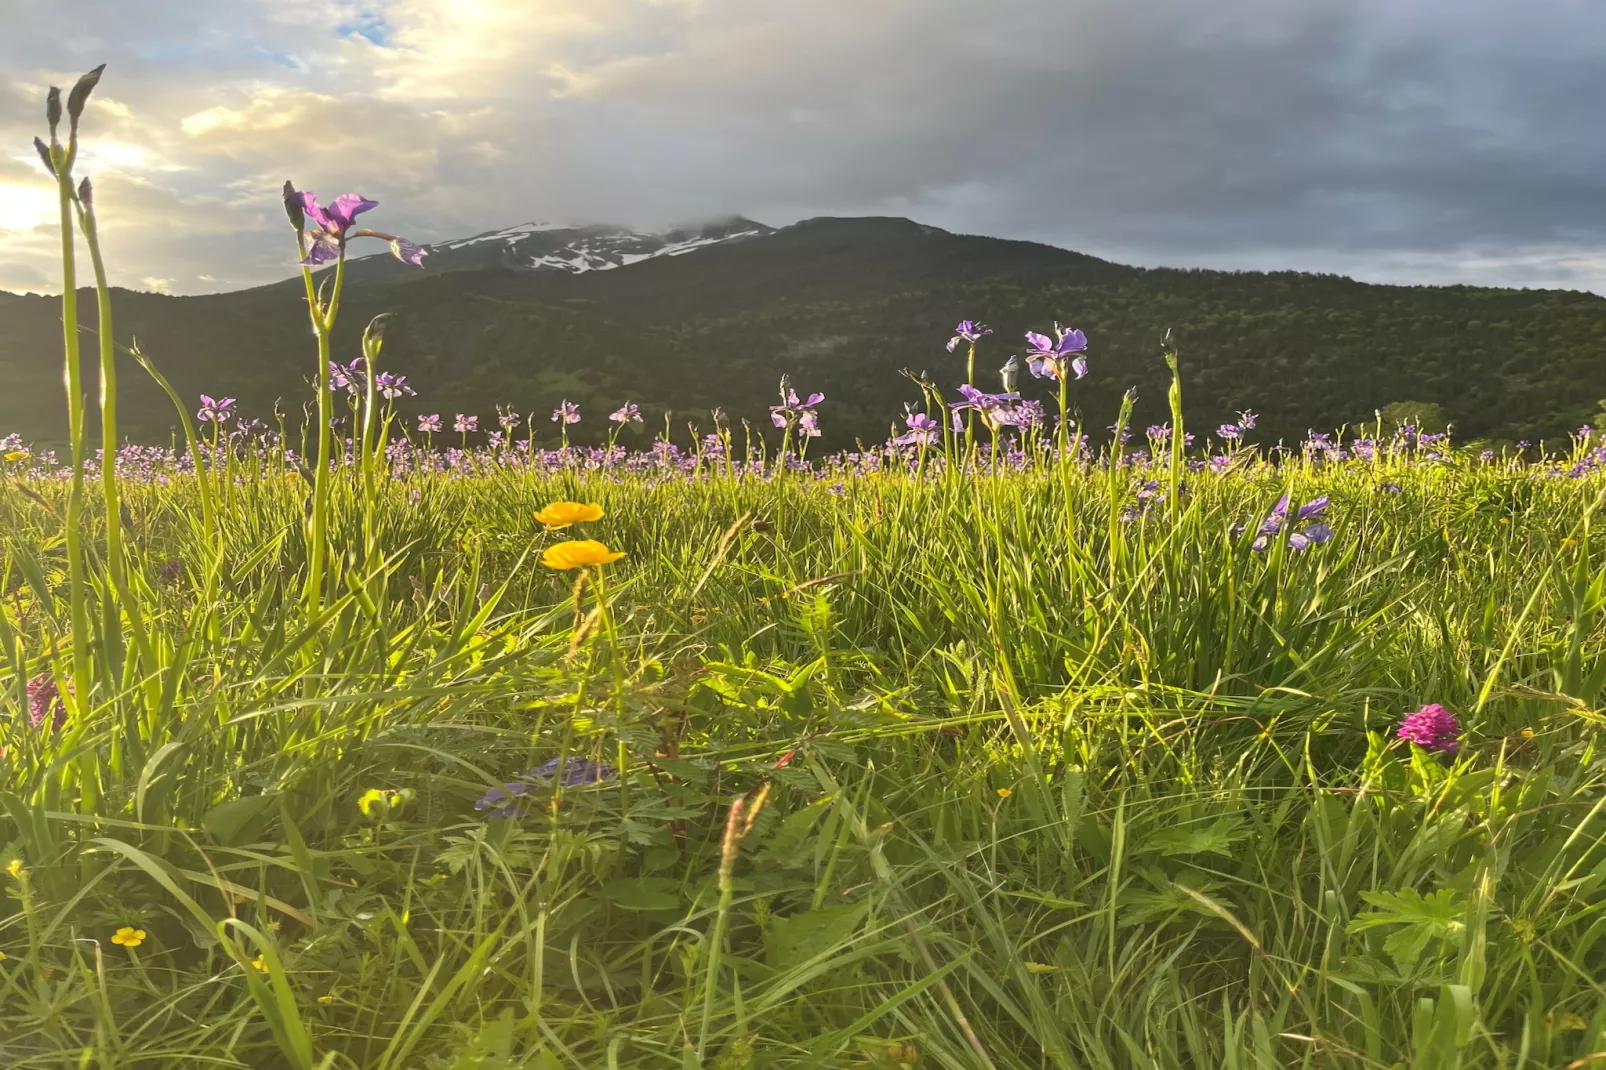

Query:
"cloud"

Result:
[[0, 0, 1604, 294]]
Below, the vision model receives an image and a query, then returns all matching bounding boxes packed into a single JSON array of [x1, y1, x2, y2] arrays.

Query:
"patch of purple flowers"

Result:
[[1251, 493, 1334, 552], [475, 758, 616, 817], [1396, 703, 1461, 753], [27, 673, 66, 731]]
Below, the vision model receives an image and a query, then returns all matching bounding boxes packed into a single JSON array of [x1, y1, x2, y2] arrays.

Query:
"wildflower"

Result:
[[948, 384, 1021, 431], [609, 403, 643, 424], [534, 501, 604, 529], [1217, 424, 1242, 441], [892, 411, 941, 447], [1396, 703, 1461, 753], [111, 927, 146, 949], [417, 414, 441, 433], [249, 956, 269, 973], [497, 406, 522, 432], [552, 400, 581, 425], [5, 859, 21, 879], [1024, 324, 1089, 382], [4, 450, 28, 462], [373, 372, 415, 400], [196, 395, 236, 423], [290, 190, 427, 269], [317, 993, 336, 1005], [26, 674, 66, 730], [0, 950, 8, 961], [476, 759, 615, 817], [390, 239, 427, 267], [770, 383, 825, 432], [946, 320, 992, 352], [1250, 494, 1333, 552], [453, 414, 478, 434], [1237, 410, 1257, 429], [995, 787, 1012, 798], [541, 539, 625, 570]]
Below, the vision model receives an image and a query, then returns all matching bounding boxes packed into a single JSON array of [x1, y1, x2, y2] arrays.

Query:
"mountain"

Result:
[[3, 215, 1605, 450]]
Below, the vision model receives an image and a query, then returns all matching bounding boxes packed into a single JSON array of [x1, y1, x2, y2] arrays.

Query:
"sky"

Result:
[[2, 0, 1605, 296]]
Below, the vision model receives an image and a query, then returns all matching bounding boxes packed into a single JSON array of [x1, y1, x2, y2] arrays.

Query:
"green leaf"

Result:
[[1146, 817, 1248, 858], [202, 794, 278, 847], [765, 903, 867, 970], [600, 876, 683, 911], [1350, 888, 1466, 971]]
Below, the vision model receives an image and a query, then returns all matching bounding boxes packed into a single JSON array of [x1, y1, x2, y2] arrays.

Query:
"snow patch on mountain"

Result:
[[430, 219, 772, 274]]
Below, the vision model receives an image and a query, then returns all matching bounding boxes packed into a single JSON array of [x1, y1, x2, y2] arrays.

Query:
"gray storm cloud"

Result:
[[1, 0, 1603, 294]]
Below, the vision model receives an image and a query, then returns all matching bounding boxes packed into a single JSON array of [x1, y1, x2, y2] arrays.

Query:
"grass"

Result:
[[3, 455, 1606, 1069], [5, 62, 1606, 1070]]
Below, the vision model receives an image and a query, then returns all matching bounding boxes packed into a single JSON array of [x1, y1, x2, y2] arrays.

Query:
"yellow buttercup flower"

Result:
[[534, 501, 604, 529], [541, 539, 625, 571], [111, 927, 146, 948], [317, 993, 336, 1004], [5, 859, 21, 879], [996, 787, 1012, 798], [0, 950, 9, 961], [4, 451, 28, 462], [249, 956, 269, 973]]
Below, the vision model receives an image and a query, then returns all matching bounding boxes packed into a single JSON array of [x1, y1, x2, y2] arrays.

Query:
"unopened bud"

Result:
[[78, 176, 93, 207], [282, 181, 305, 230], [999, 354, 1020, 394], [33, 137, 55, 175], [66, 65, 105, 128], [46, 87, 62, 136]]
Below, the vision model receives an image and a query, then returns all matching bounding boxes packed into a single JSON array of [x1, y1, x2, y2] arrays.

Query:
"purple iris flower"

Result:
[[770, 385, 825, 431], [294, 191, 378, 265], [947, 320, 993, 353], [1396, 704, 1461, 753], [610, 403, 643, 424], [27, 673, 67, 731], [417, 414, 441, 433], [289, 188, 427, 269], [374, 372, 415, 399], [949, 384, 1022, 431], [1148, 425, 1172, 441], [1217, 424, 1242, 441], [390, 239, 427, 267], [453, 414, 478, 433], [1024, 325, 1089, 382], [1252, 492, 1333, 552], [893, 411, 941, 447], [1237, 410, 1258, 430], [497, 405, 521, 431], [197, 395, 236, 423], [552, 401, 581, 425]]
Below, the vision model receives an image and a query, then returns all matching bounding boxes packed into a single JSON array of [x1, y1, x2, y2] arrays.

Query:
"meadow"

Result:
[[4, 66, 1606, 1070]]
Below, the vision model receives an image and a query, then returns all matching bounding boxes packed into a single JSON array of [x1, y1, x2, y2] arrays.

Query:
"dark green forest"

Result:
[[3, 216, 1603, 448]]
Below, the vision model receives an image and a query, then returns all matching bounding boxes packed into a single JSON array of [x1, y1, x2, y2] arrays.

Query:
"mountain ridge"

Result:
[[2, 214, 1603, 448]]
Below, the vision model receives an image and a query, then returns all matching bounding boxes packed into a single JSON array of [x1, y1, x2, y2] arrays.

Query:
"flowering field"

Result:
[[6, 66, 1606, 1070]]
